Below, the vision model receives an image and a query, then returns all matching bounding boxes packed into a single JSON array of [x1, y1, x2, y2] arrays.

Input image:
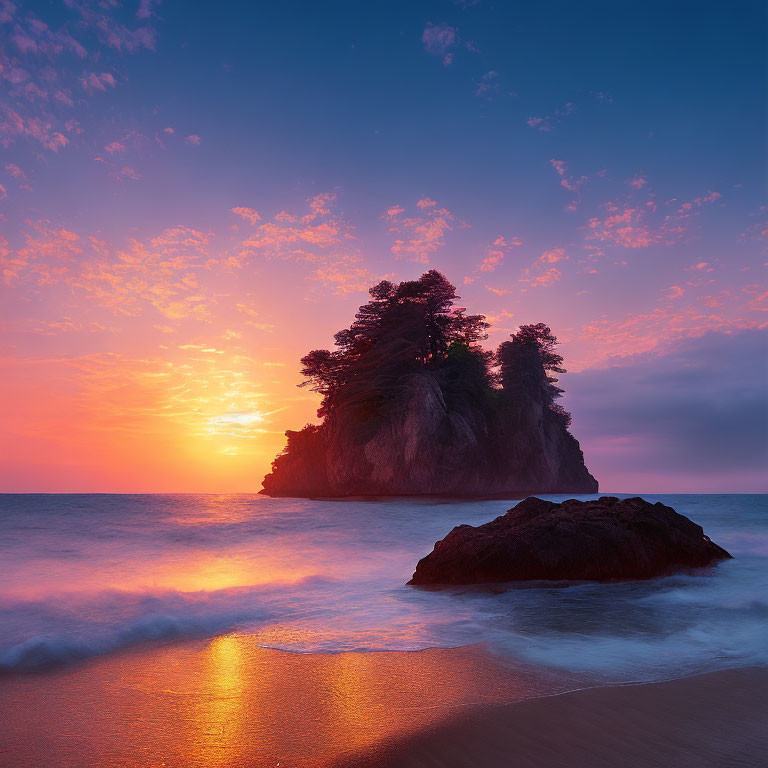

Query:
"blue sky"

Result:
[[0, 0, 766, 491]]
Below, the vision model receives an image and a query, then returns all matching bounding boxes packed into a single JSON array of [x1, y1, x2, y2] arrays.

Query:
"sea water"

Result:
[[1, 493, 766, 683]]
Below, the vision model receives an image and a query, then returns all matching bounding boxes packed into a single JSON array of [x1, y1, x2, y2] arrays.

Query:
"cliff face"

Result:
[[262, 367, 597, 498]]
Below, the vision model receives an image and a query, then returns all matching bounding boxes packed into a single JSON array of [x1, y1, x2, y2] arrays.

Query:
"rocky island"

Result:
[[262, 270, 597, 497], [408, 496, 733, 584]]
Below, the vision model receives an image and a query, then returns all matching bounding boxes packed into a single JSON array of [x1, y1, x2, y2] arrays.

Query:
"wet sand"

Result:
[[1, 635, 765, 767], [337, 667, 768, 768], [0, 636, 581, 768]]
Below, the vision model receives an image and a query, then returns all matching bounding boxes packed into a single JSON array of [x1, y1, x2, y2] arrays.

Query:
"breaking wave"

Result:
[[1, 493, 766, 681]]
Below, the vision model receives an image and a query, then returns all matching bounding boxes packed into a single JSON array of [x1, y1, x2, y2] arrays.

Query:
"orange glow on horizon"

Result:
[[1, 193, 765, 493]]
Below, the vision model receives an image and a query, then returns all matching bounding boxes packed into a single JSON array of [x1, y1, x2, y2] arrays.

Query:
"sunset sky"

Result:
[[1, 0, 766, 493]]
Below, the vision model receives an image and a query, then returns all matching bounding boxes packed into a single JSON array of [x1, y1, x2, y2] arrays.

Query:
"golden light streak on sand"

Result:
[[0, 638, 549, 767], [193, 635, 249, 767]]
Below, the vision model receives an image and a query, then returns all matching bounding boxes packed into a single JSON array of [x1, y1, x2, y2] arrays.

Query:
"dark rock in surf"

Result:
[[408, 496, 732, 585]]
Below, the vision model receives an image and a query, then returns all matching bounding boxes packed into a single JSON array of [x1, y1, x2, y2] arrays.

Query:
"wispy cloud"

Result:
[[518, 247, 568, 289], [475, 70, 500, 98], [232, 207, 261, 225], [80, 71, 116, 93], [0, 0, 159, 156], [463, 235, 522, 284], [527, 101, 575, 132], [422, 22, 459, 65], [578, 287, 766, 368], [237, 193, 350, 259], [550, 158, 588, 210], [585, 190, 722, 249], [384, 198, 456, 262]]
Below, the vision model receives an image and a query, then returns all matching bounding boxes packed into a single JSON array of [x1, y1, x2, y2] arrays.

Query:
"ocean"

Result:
[[2, 493, 766, 683]]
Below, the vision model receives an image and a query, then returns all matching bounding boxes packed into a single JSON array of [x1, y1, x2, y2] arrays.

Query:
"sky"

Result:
[[0, 0, 766, 493]]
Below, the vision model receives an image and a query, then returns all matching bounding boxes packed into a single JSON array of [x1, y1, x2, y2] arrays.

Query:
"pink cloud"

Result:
[[0, 107, 69, 151], [80, 72, 117, 93], [117, 166, 141, 181], [1, 221, 83, 284], [486, 286, 515, 296], [739, 206, 768, 241], [527, 116, 551, 132], [422, 23, 457, 59], [244, 222, 338, 250], [227, 194, 373, 294], [579, 305, 765, 368], [475, 70, 499, 98], [385, 198, 455, 263], [137, 0, 159, 20], [484, 309, 516, 327], [533, 266, 561, 285], [677, 190, 721, 214], [745, 285, 768, 312], [69, 226, 214, 320], [185, 134, 202, 146], [0, 2, 159, 160], [665, 285, 685, 299], [234, 193, 353, 269], [550, 158, 587, 209], [550, 159, 567, 176], [628, 175, 647, 189], [232, 207, 262, 225], [586, 205, 662, 248], [54, 90, 75, 107], [527, 102, 575, 132], [305, 192, 334, 219], [67, 3, 157, 54], [478, 234, 522, 273], [104, 141, 126, 154], [13, 33, 39, 55], [519, 247, 569, 289], [586, 190, 721, 250], [540, 247, 567, 263], [310, 254, 380, 295]]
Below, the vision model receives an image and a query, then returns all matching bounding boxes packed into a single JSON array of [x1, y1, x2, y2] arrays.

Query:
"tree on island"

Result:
[[300, 270, 571, 426], [262, 270, 596, 497]]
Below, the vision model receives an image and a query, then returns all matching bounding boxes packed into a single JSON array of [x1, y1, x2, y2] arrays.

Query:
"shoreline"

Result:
[[0, 639, 581, 767], [335, 665, 768, 768], [2, 634, 765, 767]]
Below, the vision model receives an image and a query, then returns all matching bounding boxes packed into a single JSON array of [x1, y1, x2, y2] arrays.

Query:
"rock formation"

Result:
[[408, 496, 732, 584], [261, 271, 598, 497]]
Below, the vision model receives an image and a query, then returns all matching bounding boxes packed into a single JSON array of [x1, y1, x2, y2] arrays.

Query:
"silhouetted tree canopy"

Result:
[[299, 271, 572, 428], [498, 323, 571, 427]]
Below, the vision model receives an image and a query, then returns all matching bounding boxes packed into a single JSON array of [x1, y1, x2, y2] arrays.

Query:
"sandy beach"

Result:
[[338, 666, 768, 768], [0, 638, 574, 768], [1, 634, 765, 767]]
